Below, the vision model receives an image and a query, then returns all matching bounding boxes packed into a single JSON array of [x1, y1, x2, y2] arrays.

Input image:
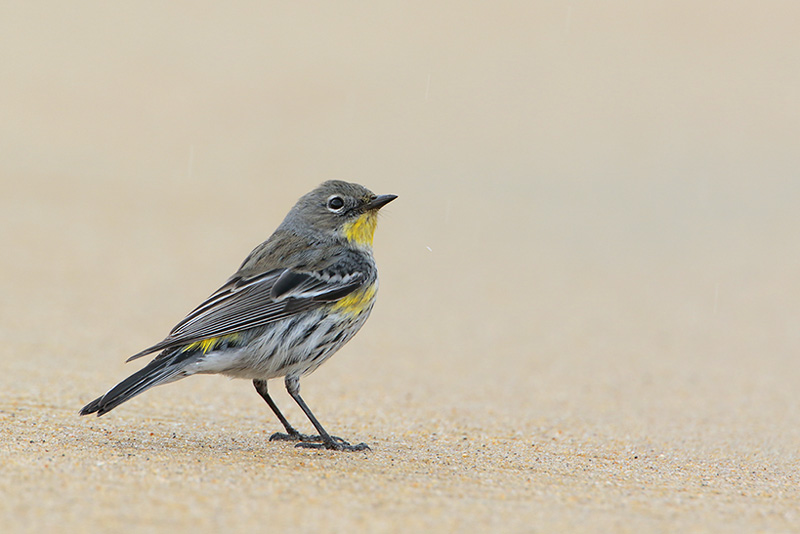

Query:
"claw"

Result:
[[295, 439, 370, 452], [269, 431, 324, 442]]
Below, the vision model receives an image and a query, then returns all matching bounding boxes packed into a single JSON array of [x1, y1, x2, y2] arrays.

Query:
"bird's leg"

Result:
[[284, 375, 370, 452], [252, 379, 323, 443]]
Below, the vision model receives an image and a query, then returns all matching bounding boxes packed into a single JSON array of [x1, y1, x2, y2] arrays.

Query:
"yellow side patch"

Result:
[[182, 333, 241, 354], [332, 283, 377, 315], [342, 212, 378, 247]]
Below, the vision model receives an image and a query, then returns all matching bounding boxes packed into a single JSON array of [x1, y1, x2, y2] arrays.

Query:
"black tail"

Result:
[[80, 350, 196, 417]]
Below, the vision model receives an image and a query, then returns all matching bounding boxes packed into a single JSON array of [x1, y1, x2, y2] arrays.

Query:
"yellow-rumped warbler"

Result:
[[80, 180, 396, 451]]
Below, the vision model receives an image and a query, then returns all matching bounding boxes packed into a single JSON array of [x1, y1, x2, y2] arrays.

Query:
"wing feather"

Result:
[[126, 267, 364, 361]]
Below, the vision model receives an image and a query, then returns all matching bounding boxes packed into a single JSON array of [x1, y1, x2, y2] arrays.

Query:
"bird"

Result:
[[80, 180, 396, 451]]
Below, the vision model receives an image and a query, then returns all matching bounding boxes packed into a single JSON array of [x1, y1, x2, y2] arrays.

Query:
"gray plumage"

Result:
[[80, 180, 396, 451]]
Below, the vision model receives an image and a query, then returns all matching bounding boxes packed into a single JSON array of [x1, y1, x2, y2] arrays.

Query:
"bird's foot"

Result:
[[295, 437, 370, 452], [269, 431, 324, 443]]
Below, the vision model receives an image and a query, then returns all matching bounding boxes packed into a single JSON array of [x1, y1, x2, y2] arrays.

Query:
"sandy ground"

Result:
[[2, 2, 800, 533]]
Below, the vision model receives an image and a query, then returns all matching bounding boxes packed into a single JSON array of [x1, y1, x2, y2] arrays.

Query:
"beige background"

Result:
[[2, 1, 799, 532]]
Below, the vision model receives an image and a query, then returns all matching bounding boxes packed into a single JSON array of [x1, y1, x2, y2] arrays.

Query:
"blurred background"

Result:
[[2, 0, 799, 453]]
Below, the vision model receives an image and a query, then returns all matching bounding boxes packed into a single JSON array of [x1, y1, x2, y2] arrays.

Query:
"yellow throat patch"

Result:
[[342, 211, 378, 247]]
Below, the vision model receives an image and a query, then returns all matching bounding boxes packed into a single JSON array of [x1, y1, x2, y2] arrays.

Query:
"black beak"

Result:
[[364, 194, 398, 211]]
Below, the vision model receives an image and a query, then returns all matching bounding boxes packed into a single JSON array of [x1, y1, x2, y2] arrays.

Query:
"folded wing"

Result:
[[127, 268, 364, 361]]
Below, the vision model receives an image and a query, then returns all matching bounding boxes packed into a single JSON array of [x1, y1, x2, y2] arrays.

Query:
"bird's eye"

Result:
[[327, 195, 345, 212]]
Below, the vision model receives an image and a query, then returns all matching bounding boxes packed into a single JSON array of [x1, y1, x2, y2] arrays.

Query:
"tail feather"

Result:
[[80, 350, 197, 417]]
